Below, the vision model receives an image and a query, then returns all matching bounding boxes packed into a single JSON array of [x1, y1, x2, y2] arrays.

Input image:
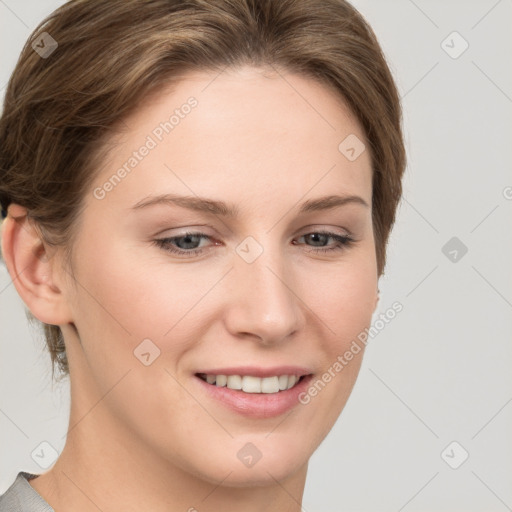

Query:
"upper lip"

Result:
[[195, 366, 312, 378]]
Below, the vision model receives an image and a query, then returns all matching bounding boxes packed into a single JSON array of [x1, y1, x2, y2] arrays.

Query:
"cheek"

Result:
[[328, 272, 376, 347], [295, 268, 375, 449], [305, 247, 377, 352], [68, 237, 228, 384], [299, 244, 376, 412]]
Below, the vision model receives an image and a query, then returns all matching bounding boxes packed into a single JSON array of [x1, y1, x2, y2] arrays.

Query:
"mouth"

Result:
[[195, 373, 307, 394], [193, 368, 314, 418]]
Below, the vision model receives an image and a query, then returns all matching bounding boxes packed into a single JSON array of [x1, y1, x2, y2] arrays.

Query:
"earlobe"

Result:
[[1, 203, 73, 325]]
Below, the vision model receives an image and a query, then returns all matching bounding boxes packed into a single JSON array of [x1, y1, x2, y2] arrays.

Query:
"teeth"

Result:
[[202, 373, 302, 393], [215, 374, 227, 387], [261, 376, 280, 394], [278, 375, 288, 390], [227, 375, 242, 390], [242, 375, 261, 393]]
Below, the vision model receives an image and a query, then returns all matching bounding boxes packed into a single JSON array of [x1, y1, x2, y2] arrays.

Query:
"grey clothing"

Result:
[[0, 472, 54, 511]]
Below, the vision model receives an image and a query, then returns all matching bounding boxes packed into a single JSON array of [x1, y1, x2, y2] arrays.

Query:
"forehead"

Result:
[[88, 66, 372, 214]]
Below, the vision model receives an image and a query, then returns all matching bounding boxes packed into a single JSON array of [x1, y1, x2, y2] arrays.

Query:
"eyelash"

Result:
[[153, 230, 355, 258]]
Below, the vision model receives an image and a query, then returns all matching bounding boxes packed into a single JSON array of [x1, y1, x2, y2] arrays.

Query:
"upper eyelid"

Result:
[[158, 224, 354, 238], [159, 229, 354, 246], [153, 229, 357, 259]]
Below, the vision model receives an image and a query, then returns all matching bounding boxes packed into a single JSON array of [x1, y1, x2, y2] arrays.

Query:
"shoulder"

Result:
[[0, 472, 54, 512]]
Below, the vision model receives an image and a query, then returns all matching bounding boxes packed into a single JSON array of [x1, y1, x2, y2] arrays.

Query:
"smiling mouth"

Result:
[[196, 373, 307, 394]]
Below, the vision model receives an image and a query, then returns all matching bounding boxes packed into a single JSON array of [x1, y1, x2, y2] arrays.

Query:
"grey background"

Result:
[[1, 0, 511, 510]]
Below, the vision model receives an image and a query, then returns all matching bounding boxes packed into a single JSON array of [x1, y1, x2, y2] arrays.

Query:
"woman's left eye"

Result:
[[293, 232, 355, 254], [153, 230, 355, 258]]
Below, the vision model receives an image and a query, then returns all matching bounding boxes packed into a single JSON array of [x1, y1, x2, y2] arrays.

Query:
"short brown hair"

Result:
[[0, 0, 406, 381]]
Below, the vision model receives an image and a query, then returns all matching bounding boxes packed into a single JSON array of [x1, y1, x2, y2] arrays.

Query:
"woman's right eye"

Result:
[[153, 232, 213, 258]]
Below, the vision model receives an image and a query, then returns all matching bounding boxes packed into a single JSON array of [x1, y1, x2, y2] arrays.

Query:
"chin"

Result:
[[207, 457, 308, 488], [169, 432, 311, 489]]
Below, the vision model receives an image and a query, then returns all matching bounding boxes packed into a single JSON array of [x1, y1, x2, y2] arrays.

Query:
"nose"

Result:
[[223, 239, 304, 346]]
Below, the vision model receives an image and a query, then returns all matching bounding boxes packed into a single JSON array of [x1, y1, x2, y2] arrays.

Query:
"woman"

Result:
[[0, 0, 405, 510]]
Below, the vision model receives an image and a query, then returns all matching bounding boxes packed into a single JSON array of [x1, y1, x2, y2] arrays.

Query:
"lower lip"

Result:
[[194, 375, 313, 419]]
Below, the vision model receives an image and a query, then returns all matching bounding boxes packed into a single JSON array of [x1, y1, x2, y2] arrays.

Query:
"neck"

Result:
[[31, 425, 308, 511]]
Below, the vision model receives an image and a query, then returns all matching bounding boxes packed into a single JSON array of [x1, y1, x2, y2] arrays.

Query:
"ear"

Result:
[[1, 203, 74, 325], [373, 287, 380, 312]]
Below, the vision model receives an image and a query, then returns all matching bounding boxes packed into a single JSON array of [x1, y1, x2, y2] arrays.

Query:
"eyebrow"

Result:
[[131, 193, 369, 216]]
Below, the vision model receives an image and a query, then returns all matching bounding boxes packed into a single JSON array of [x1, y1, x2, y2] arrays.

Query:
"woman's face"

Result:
[[58, 66, 378, 486]]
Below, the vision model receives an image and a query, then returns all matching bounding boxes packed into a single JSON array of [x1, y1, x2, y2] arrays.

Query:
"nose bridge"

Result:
[[227, 234, 302, 342]]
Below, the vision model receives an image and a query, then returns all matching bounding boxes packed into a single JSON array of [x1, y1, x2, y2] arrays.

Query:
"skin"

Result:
[[2, 65, 378, 511]]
